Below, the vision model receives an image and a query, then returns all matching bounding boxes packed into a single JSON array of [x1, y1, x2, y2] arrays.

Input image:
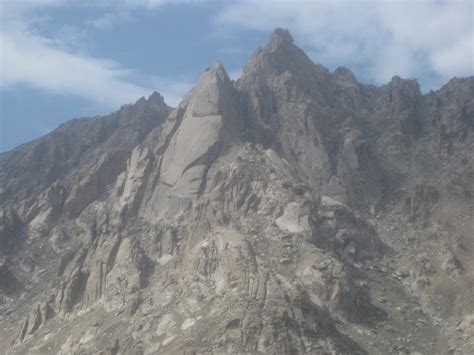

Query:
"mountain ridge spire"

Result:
[[269, 28, 294, 49]]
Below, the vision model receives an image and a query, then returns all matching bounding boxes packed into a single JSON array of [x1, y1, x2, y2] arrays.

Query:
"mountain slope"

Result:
[[0, 29, 472, 355]]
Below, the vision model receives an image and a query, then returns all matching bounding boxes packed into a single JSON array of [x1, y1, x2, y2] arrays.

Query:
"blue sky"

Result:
[[1, 0, 472, 152]]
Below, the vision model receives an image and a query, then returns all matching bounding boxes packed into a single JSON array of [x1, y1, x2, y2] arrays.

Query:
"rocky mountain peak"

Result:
[[120, 91, 169, 120], [333, 66, 358, 84], [380, 76, 422, 135], [120, 91, 166, 110], [182, 61, 236, 122], [147, 91, 166, 105], [138, 60, 241, 220], [1, 28, 473, 355], [206, 61, 227, 76], [239, 29, 330, 103], [438, 76, 474, 97], [388, 75, 421, 94], [268, 27, 294, 50]]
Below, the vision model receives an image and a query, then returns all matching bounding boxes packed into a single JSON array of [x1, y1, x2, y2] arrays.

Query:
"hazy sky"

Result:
[[1, 0, 472, 152]]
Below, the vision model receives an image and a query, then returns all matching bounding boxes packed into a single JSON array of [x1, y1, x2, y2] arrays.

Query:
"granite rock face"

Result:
[[0, 29, 473, 354]]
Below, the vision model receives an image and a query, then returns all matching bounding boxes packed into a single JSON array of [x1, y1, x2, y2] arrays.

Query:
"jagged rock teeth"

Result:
[[141, 60, 241, 220], [269, 28, 294, 49]]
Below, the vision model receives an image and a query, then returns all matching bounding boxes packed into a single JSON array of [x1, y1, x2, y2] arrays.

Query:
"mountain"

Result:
[[0, 29, 473, 354]]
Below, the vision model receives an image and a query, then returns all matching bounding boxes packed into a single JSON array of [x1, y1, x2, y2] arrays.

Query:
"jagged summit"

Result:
[[139, 58, 240, 219], [333, 66, 358, 83], [197, 61, 231, 88], [182, 60, 235, 119], [240, 28, 321, 85], [204, 61, 227, 75], [147, 91, 166, 104], [388, 75, 421, 91], [269, 27, 294, 49]]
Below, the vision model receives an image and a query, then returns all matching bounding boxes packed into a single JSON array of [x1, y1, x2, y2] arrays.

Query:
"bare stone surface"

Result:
[[0, 28, 472, 354]]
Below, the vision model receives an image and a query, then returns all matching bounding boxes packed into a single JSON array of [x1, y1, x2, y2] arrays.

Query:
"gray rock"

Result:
[[0, 28, 472, 355]]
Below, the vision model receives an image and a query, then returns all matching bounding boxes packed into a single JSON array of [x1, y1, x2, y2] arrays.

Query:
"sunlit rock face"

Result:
[[0, 29, 473, 354]]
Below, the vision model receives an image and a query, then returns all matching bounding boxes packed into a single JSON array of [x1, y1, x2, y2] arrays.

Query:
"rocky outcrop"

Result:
[[0, 262, 20, 294], [422, 78, 473, 155], [332, 128, 384, 209], [0, 209, 23, 255], [404, 184, 439, 224], [18, 297, 55, 343], [64, 152, 126, 218], [376, 76, 422, 139], [316, 196, 382, 261], [238, 29, 385, 213], [141, 62, 241, 222], [238, 29, 334, 191]]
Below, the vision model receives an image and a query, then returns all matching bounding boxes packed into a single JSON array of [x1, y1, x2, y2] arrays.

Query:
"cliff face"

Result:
[[0, 29, 472, 355]]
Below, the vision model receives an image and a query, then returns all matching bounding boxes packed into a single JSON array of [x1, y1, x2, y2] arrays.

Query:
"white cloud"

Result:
[[0, 31, 152, 107], [431, 34, 473, 79], [0, 0, 192, 108], [86, 0, 205, 29], [215, 0, 473, 90], [89, 10, 135, 29]]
